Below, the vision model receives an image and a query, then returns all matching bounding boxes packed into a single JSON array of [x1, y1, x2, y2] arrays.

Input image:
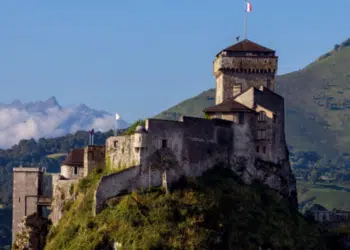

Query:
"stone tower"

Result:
[[12, 167, 44, 243], [213, 39, 278, 104]]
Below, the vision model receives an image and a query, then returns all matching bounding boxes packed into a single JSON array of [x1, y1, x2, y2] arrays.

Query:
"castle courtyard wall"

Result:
[[50, 175, 77, 226]]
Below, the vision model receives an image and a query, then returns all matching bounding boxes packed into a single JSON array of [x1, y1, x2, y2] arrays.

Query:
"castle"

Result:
[[12, 39, 297, 245]]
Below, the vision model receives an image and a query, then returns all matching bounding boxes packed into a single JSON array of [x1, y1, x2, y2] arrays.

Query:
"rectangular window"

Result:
[[238, 112, 244, 124], [74, 166, 78, 175], [233, 84, 242, 96], [273, 132, 276, 141], [258, 112, 267, 122], [256, 146, 259, 153], [162, 139, 167, 148], [263, 147, 266, 154], [18, 197, 20, 203], [257, 130, 266, 140]]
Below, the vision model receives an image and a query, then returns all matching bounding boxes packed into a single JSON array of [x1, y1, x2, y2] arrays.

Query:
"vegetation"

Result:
[[0, 207, 11, 250], [122, 120, 145, 135], [0, 129, 117, 248], [45, 166, 337, 250]]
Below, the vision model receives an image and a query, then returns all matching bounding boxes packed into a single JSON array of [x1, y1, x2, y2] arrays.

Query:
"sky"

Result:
[[0, 1, 349, 123]]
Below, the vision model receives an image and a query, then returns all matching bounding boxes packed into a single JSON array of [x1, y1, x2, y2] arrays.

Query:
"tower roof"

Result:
[[203, 98, 255, 113], [219, 39, 275, 55], [62, 148, 84, 167]]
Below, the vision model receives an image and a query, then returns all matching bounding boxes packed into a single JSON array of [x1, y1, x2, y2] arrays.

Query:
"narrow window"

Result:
[[18, 197, 20, 203], [162, 139, 167, 148], [256, 146, 259, 153], [258, 111, 267, 122], [273, 132, 276, 141], [257, 130, 266, 140], [273, 114, 277, 123], [263, 147, 266, 154], [74, 166, 78, 175], [238, 112, 244, 124]]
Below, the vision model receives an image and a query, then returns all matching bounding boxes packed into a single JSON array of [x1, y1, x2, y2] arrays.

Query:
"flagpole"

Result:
[[244, 0, 247, 39]]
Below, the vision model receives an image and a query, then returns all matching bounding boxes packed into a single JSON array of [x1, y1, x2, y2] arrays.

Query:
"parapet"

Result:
[[13, 167, 44, 172]]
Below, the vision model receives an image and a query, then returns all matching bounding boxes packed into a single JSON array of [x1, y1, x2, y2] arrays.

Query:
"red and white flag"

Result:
[[246, 2, 252, 12]]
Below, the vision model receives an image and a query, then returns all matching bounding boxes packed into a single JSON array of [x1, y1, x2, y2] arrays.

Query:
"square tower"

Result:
[[213, 39, 278, 104], [12, 167, 44, 243]]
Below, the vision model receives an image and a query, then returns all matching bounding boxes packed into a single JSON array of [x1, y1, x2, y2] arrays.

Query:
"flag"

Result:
[[116, 113, 120, 120], [246, 2, 252, 12]]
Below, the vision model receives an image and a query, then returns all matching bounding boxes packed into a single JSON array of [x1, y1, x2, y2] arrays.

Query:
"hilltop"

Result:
[[44, 166, 336, 250], [156, 38, 350, 159]]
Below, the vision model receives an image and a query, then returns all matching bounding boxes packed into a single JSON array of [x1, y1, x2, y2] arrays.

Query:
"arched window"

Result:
[[258, 111, 267, 122]]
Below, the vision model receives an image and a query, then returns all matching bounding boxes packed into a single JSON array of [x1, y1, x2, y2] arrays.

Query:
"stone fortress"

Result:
[[12, 39, 298, 244]]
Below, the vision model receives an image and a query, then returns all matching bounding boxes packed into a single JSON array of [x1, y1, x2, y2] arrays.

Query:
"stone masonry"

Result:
[[12, 167, 46, 244]]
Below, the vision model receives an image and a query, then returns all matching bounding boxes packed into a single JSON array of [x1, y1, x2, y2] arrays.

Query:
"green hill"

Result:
[[156, 38, 350, 159], [44, 166, 336, 250]]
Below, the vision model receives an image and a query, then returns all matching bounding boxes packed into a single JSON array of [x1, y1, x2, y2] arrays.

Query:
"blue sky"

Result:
[[0, 1, 349, 122]]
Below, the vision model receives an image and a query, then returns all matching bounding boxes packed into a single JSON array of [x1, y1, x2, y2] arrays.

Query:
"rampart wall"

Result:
[[94, 116, 297, 215]]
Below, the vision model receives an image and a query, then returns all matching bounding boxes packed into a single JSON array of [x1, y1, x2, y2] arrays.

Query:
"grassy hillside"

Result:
[[297, 181, 350, 213], [156, 38, 350, 158], [45, 166, 335, 250]]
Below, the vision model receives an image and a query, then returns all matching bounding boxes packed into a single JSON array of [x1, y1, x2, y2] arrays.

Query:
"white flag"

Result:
[[246, 2, 252, 12], [116, 113, 120, 120]]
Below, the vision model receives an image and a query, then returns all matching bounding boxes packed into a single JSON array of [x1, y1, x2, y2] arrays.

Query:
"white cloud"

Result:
[[0, 106, 121, 149]]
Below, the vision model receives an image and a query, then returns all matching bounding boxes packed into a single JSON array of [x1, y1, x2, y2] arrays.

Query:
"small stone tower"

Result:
[[213, 39, 278, 104], [12, 167, 44, 243]]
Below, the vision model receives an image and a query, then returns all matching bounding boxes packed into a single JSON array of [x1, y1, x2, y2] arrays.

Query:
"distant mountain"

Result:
[[0, 97, 129, 149], [155, 38, 350, 159]]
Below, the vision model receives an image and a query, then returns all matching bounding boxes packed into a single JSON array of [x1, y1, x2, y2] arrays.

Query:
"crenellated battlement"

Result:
[[214, 55, 278, 76]]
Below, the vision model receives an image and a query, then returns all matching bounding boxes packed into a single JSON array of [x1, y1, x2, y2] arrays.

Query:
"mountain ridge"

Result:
[[0, 97, 129, 149]]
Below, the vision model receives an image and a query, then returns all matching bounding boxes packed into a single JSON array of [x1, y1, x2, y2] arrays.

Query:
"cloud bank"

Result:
[[0, 104, 129, 149]]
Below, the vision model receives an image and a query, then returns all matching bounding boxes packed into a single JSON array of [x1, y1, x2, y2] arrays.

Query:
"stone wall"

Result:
[[214, 54, 278, 104], [84, 146, 105, 177], [61, 165, 84, 179], [12, 168, 44, 244], [94, 116, 297, 215], [234, 87, 287, 164], [106, 135, 142, 171], [12, 213, 50, 250], [214, 56, 278, 75], [50, 175, 77, 226]]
